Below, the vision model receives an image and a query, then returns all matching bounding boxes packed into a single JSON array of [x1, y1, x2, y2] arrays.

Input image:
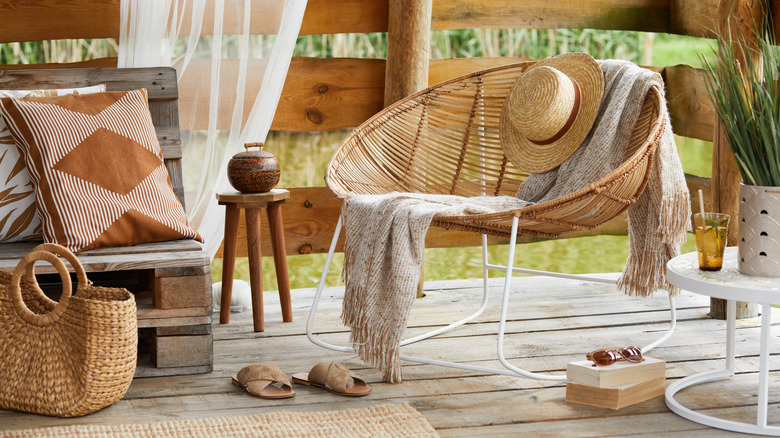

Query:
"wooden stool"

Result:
[[217, 189, 293, 332]]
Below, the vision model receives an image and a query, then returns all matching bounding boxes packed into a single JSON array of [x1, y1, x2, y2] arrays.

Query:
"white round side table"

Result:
[[666, 247, 780, 435]]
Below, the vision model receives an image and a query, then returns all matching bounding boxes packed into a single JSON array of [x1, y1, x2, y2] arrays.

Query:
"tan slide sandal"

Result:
[[232, 363, 295, 399], [292, 361, 372, 397]]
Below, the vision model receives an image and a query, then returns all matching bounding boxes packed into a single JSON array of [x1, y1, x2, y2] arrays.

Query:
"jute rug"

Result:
[[1, 403, 439, 438]]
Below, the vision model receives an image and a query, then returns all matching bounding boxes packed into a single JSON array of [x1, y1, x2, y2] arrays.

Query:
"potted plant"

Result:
[[701, 18, 780, 277]]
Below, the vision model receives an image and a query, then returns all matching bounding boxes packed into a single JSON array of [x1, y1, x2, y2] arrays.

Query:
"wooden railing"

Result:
[[1, 0, 775, 260]]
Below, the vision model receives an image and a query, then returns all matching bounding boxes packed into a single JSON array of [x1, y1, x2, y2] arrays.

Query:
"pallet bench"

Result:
[[0, 67, 213, 377]]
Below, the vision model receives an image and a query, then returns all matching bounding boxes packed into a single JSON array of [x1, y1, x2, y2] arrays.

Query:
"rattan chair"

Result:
[[306, 61, 677, 381]]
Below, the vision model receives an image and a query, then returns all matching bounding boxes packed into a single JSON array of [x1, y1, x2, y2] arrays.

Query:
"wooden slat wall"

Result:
[[0, 0, 742, 259], [0, 0, 747, 43], [0, 57, 715, 140], [216, 174, 713, 257]]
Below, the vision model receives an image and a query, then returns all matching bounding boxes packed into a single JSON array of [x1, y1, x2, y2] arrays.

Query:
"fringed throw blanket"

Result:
[[341, 60, 690, 383], [517, 60, 691, 297], [341, 194, 527, 383]]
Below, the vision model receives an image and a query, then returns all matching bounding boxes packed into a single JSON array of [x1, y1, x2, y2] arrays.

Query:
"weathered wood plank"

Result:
[[0, 250, 209, 273], [135, 293, 211, 322], [151, 333, 214, 368], [0, 67, 178, 100], [134, 355, 213, 378], [0, 240, 206, 272], [153, 273, 212, 310], [216, 175, 711, 257], [0, 0, 387, 43], [432, 0, 669, 32], [2, 273, 779, 433], [175, 57, 385, 132], [3, 0, 728, 45], [429, 57, 526, 85], [0, 58, 119, 70], [0, 0, 120, 43], [300, 0, 389, 36], [1, 60, 713, 141]]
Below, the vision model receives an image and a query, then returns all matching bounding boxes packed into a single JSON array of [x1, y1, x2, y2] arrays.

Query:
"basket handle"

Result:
[[26, 243, 89, 287], [10, 246, 83, 326]]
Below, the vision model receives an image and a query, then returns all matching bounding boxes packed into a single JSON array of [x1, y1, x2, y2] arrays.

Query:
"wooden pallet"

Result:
[[0, 67, 213, 377], [0, 239, 213, 377]]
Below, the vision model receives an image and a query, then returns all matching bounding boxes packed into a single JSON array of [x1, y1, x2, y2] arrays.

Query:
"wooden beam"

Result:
[[0, 0, 120, 43], [670, 0, 719, 38], [300, 0, 388, 36], [432, 0, 669, 33], [0, 58, 119, 70], [384, 0, 432, 106], [216, 175, 711, 258], [429, 57, 527, 85], [1, 58, 718, 143], [3, 0, 759, 45], [173, 57, 386, 132], [0, 0, 387, 44]]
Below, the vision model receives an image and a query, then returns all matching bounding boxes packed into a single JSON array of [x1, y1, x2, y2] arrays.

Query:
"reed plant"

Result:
[[701, 24, 780, 186], [0, 39, 117, 65], [294, 29, 647, 62]]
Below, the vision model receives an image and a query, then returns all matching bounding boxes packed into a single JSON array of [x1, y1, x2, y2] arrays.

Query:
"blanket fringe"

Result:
[[617, 247, 681, 297]]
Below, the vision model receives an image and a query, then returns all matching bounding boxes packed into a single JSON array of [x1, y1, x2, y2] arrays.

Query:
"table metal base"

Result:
[[665, 300, 778, 435]]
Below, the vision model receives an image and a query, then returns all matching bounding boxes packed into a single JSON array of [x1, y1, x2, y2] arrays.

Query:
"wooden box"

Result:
[[566, 357, 665, 388], [566, 377, 666, 410]]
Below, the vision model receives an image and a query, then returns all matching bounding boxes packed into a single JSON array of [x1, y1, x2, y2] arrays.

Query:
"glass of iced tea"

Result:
[[693, 213, 730, 271]]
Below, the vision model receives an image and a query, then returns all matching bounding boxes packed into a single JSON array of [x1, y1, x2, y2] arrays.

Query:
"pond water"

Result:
[[212, 131, 711, 290]]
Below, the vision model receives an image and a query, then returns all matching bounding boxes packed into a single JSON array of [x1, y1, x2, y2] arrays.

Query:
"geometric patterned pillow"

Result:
[[0, 85, 105, 242], [0, 89, 202, 252]]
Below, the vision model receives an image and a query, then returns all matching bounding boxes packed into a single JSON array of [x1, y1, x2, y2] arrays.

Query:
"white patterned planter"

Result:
[[738, 184, 780, 277]]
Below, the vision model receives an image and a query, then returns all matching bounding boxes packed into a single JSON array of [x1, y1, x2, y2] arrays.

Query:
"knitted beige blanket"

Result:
[[341, 60, 690, 383]]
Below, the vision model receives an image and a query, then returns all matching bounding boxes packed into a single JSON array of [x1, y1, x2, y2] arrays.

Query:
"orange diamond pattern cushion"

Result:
[[0, 89, 202, 252], [0, 85, 105, 243]]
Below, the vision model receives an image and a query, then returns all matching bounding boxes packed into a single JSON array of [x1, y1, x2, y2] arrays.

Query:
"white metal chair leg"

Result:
[[306, 214, 352, 353], [306, 209, 678, 380], [495, 217, 567, 380], [306, 213, 492, 349], [401, 234, 491, 346]]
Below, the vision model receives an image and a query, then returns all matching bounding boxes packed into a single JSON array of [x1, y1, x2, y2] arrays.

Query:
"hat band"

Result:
[[530, 78, 581, 146]]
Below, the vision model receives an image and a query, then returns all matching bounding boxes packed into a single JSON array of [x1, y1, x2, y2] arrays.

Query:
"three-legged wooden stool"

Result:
[[217, 189, 292, 331]]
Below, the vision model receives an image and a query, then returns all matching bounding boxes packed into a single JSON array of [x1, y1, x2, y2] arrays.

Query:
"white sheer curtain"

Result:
[[118, 0, 307, 257]]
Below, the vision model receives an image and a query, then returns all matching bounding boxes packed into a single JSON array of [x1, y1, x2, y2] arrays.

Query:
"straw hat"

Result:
[[500, 52, 604, 173]]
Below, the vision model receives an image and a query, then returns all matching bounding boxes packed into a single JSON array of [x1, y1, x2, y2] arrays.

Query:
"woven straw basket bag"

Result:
[[0, 244, 137, 417]]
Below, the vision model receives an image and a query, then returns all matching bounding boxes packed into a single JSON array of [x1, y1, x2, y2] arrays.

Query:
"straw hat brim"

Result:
[[500, 53, 605, 173]]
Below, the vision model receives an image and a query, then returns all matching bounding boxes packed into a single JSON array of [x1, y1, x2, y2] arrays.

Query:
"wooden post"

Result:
[[384, 0, 432, 106], [709, 0, 765, 319], [386, 0, 432, 297]]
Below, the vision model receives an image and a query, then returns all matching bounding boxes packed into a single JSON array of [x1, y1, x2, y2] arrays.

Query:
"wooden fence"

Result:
[[1, 0, 776, 259]]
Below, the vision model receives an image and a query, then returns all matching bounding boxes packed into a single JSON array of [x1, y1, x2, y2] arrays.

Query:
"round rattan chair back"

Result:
[[326, 62, 665, 238]]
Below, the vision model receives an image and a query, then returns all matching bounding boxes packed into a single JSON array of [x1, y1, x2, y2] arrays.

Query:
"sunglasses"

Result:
[[586, 346, 643, 367]]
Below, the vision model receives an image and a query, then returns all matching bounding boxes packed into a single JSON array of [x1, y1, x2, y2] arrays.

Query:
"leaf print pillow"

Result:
[[0, 85, 105, 242]]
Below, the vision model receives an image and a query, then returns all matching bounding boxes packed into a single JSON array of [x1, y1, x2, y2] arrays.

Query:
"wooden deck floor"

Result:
[[1, 273, 778, 436]]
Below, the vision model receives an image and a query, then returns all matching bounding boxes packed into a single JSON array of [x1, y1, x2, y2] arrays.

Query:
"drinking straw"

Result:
[[698, 189, 705, 215]]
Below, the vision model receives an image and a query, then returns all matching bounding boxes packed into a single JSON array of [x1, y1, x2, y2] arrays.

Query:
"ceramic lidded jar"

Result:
[[227, 142, 281, 193]]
